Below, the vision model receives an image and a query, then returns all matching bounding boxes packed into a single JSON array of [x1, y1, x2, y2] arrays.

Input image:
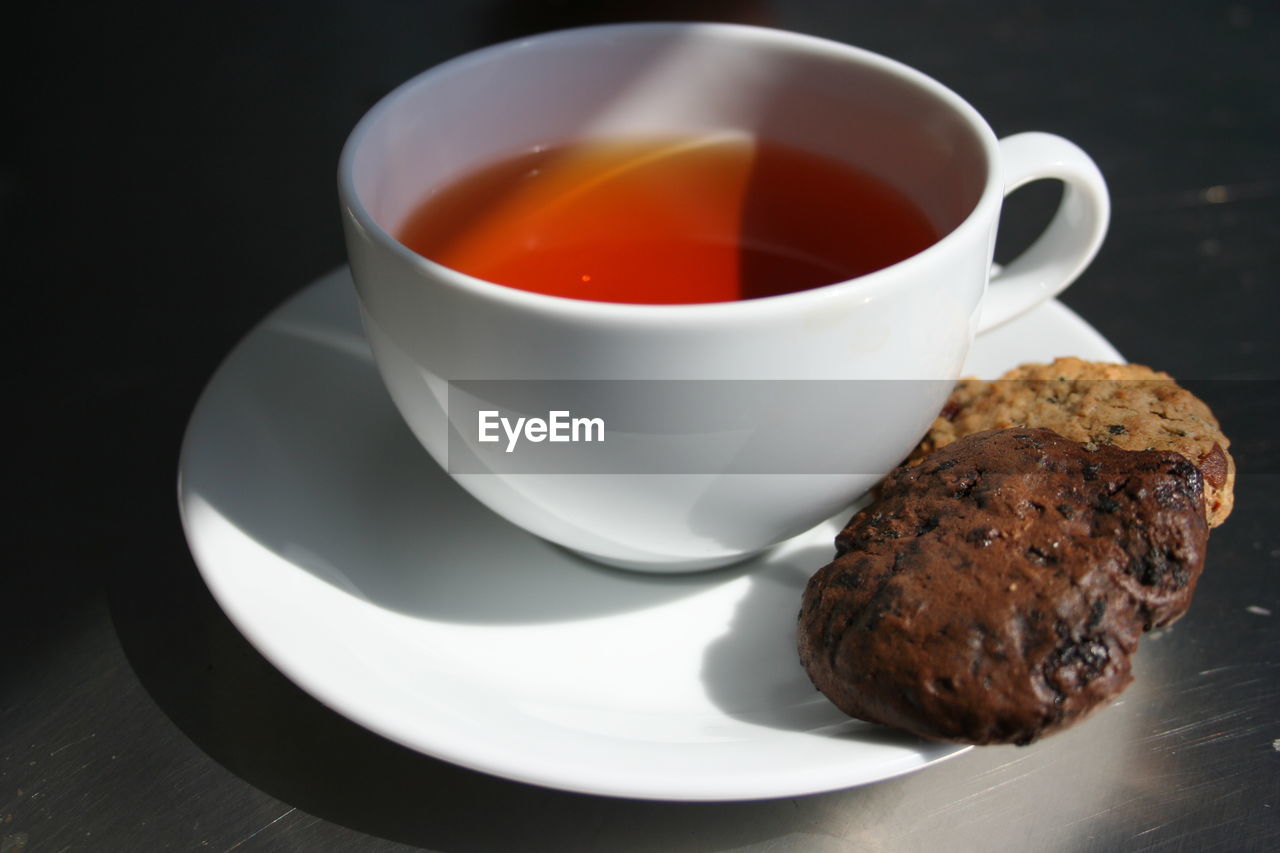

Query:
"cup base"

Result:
[[567, 545, 771, 574]]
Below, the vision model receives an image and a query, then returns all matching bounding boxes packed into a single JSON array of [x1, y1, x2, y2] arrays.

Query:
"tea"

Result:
[[397, 136, 938, 304]]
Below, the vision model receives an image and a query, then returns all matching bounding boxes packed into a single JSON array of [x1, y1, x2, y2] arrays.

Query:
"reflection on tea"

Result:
[[398, 136, 938, 304]]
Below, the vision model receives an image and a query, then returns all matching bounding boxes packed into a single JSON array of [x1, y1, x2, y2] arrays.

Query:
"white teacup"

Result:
[[339, 23, 1108, 572]]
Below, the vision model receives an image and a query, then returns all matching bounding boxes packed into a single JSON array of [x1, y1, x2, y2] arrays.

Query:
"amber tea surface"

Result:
[[397, 136, 939, 304]]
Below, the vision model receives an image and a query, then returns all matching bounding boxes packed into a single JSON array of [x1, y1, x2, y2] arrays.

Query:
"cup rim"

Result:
[[338, 21, 1002, 323]]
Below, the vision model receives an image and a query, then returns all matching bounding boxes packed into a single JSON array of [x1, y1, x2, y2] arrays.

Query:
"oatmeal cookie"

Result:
[[910, 357, 1233, 526]]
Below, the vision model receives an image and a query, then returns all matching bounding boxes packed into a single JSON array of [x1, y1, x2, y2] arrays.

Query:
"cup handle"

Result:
[[978, 132, 1110, 333]]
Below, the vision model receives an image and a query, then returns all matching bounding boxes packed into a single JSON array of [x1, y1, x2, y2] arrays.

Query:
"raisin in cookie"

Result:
[[911, 357, 1233, 526], [799, 428, 1209, 745]]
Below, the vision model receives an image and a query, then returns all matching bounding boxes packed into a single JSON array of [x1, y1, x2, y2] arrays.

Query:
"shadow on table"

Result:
[[481, 0, 773, 43]]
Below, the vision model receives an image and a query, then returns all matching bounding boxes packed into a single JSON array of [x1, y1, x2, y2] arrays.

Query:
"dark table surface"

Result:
[[6, 2, 1278, 851]]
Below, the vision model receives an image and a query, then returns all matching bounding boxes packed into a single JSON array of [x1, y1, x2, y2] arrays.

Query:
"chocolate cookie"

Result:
[[910, 358, 1233, 526], [798, 428, 1209, 745]]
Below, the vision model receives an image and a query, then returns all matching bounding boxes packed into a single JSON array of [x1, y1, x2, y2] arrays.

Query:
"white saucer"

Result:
[[178, 268, 1122, 801]]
